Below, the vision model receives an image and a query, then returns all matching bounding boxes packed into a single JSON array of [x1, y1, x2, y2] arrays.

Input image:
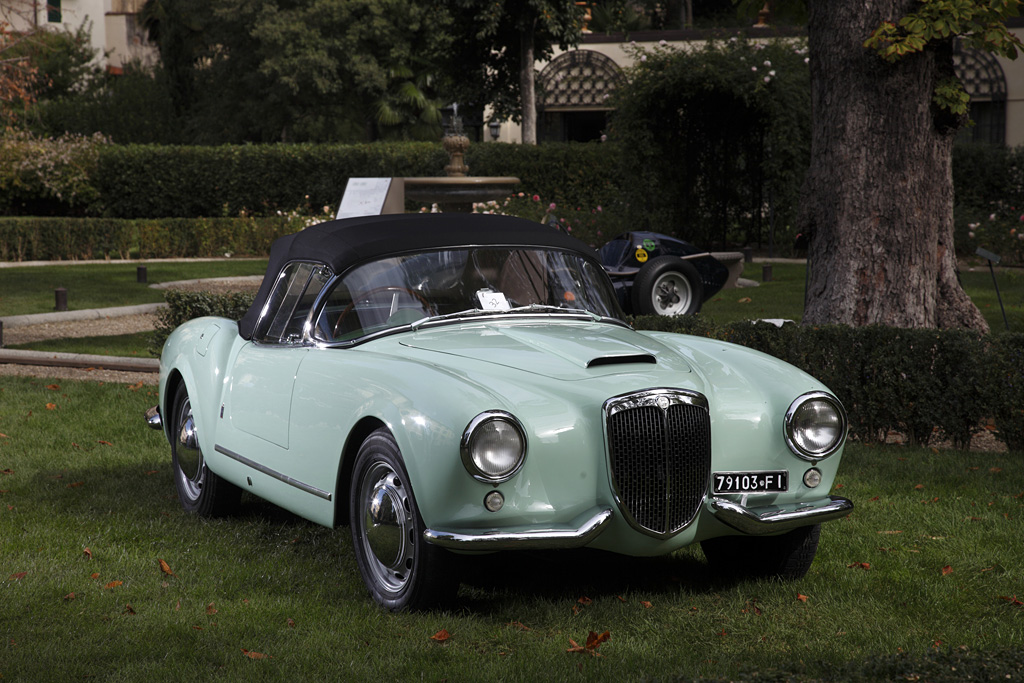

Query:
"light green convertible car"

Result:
[[146, 213, 852, 611]]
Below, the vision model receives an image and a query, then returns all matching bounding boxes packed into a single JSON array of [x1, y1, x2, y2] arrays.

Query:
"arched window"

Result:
[[537, 50, 624, 142], [954, 45, 1007, 145]]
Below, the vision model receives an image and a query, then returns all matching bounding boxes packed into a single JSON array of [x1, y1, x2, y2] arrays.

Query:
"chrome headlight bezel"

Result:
[[460, 411, 527, 484], [784, 391, 847, 461]]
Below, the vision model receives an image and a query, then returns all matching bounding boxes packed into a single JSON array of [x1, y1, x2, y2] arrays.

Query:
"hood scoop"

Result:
[[587, 353, 656, 368]]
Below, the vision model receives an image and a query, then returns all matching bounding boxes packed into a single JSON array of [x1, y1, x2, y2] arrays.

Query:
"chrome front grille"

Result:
[[604, 389, 711, 537]]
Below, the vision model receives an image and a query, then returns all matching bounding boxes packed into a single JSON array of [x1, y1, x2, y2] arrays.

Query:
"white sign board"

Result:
[[336, 178, 395, 219]]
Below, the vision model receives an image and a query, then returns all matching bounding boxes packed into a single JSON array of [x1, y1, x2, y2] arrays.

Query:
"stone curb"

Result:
[[0, 349, 159, 373], [0, 303, 167, 329]]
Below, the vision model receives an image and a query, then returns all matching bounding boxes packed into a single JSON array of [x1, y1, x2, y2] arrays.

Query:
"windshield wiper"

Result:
[[411, 304, 601, 330]]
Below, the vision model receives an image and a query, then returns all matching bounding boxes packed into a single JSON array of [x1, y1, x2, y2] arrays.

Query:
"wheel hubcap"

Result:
[[652, 273, 692, 315], [359, 462, 415, 593], [176, 397, 205, 500]]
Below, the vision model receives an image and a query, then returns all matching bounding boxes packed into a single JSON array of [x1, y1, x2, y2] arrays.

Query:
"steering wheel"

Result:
[[333, 286, 432, 337]]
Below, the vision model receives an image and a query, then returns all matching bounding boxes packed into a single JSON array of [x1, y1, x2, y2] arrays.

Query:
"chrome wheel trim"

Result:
[[175, 396, 205, 502], [651, 272, 693, 315], [358, 461, 415, 595]]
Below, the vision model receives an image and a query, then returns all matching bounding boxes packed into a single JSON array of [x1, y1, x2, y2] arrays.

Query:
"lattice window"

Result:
[[538, 50, 624, 110], [953, 44, 1007, 144]]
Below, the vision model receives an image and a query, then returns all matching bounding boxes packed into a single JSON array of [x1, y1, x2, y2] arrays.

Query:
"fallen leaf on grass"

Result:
[[1, 469, 13, 475], [46, 384, 60, 390], [577, 596, 592, 606], [507, 621, 531, 631], [847, 562, 871, 570], [158, 559, 175, 577], [97, 440, 113, 446], [286, 618, 296, 628], [123, 604, 136, 615], [878, 530, 903, 535], [206, 603, 218, 615], [45, 403, 57, 410], [430, 629, 451, 642], [63, 592, 75, 601], [1000, 595, 1024, 607], [0, 432, 9, 438], [241, 649, 271, 660], [83, 548, 92, 560], [640, 600, 653, 609], [67, 481, 84, 488], [796, 594, 808, 603], [737, 297, 752, 304], [9, 572, 26, 581], [942, 565, 953, 576], [104, 580, 123, 590], [90, 572, 100, 580], [567, 630, 610, 656]]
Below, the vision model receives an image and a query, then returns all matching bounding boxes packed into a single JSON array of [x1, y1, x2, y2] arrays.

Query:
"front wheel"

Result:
[[170, 383, 240, 517], [349, 428, 457, 611], [700, 524, 821, 581], [632, 256, 704, 316]]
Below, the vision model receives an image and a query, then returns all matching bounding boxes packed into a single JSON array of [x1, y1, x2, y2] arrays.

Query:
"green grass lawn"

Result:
[[0, 260, 267, 317], [699, 262, 1024, 332], [0, 376, 1022, 681]]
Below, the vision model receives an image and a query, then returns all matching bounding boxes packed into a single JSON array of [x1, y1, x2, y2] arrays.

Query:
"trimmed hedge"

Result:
[[634, 315, 1023, 451], [0, 216, 300, 261], [90, 141, 616, 219], [150, 290, 1024, 452]]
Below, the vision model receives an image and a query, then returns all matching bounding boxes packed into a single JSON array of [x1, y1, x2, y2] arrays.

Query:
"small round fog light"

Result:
[[484, 490, 504, 512], [803, 468, 822, 489]]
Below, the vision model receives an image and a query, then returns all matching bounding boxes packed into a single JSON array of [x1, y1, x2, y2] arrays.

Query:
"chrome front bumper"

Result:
[[144, 405, 162, 430], [709, 495, 853, 535], [424, 507, 614, 550]]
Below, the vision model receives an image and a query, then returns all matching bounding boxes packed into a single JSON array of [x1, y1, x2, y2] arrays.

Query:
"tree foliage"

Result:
[[609, 37, 811, 248], [139, 0, 454, 143]]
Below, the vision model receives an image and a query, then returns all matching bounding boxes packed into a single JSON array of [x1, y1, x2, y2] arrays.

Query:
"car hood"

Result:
[[398, 321, 693, 381]]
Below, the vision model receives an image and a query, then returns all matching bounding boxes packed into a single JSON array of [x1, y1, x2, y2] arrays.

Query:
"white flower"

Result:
[[659, 39, 667, 46], [640, 55, 647, 62], [752, 66, 758, 72], [764, 60, 772, 67], [764, 76, 771, 83], [804, 57, 810, 64], [770, 70, 776, 76]]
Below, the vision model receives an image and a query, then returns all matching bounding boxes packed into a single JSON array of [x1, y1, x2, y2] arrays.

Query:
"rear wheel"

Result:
[[349, 428, 457, 611], [170, 383, 240, 517], [632, 256, 704, 316], [700, 524, 821, 580]]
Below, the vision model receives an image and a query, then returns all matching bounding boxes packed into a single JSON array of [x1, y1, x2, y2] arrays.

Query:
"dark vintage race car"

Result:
[[599, 231, 743, 316], [146, 213, 852, 611]]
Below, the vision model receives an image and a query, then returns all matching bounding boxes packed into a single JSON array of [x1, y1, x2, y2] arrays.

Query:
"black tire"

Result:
[[700, 524, 821, 581], [631, 256, 704, 316], [170, 383, 240, 517], [349, 428, 458, 611]]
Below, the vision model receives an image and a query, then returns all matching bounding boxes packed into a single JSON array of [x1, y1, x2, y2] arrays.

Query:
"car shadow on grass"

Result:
[[452, 546, 736, 611]]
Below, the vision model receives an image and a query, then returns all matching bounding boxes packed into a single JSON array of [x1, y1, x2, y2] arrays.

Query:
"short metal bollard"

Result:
[[137, 265, 147, 283], [762, 264, 773, 282], [55, 287, 68, 312], [0, 319, 4, 347], [743, 247, 753, 264]]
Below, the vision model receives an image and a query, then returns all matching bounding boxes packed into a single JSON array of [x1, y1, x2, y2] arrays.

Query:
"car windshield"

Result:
[[314, 246, 624, 343]]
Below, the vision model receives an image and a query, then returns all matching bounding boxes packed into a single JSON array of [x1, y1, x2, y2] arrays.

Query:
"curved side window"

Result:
[[253, 262, 332, 344]]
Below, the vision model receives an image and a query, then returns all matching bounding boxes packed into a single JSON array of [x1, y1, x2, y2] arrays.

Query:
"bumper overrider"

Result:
[[422, 495, 853, 550]]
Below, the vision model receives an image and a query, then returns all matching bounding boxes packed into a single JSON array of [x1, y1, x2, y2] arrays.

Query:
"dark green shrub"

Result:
[[149, 290, 256, 355]]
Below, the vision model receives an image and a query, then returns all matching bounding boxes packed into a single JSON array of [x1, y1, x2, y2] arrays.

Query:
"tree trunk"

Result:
[[799, 0, 988, 331], [520, 23, 537, 145]]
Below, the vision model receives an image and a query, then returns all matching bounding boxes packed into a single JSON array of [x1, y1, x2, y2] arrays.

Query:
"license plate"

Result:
[[713, 471, 788, 494]]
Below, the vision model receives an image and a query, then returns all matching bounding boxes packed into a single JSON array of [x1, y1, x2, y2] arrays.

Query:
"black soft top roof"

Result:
[[237, 213, 597, 340]]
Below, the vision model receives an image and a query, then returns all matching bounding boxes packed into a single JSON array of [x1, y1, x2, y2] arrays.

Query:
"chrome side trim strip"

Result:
[[423, 507, 613, 550], [214, 444, 333, 502], [709, 495, 853, 535]]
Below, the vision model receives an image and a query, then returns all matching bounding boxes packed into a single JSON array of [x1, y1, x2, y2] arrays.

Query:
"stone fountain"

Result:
[[403, 109, 519, 213]]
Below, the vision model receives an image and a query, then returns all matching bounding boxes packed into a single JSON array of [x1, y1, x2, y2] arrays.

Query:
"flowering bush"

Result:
[[0, 129, 108, 214], [963, 207, 1024, 266]]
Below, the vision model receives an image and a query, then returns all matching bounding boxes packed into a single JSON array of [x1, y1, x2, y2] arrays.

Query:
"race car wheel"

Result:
[[631, 256, 704, 316], [700, 523, 821, 581], [350, 428, 457, 611], [170, 383, 240, 517]]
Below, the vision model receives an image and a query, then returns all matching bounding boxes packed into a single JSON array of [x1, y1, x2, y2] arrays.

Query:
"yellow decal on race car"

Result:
[[635, 247, 648, 263]]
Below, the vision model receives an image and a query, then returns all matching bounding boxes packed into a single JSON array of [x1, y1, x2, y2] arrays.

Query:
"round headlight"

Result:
[[461, 411, 527, 483], [784, 392, 847, 460]]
